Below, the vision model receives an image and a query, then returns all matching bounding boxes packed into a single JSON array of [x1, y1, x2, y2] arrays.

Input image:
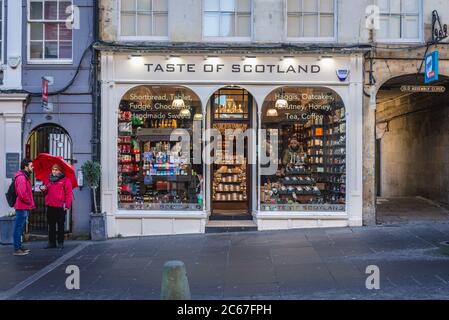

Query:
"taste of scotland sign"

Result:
[[115, 55, 355, 83]]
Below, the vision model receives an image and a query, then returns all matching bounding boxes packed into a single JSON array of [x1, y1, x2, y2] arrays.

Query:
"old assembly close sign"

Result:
[[400, 85, 446, 93]]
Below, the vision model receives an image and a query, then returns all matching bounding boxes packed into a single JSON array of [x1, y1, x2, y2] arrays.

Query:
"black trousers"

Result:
[[47, 206, 65, 245]]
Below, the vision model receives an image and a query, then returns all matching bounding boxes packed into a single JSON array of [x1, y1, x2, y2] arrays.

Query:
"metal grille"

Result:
[[26, 124, 73, 235]]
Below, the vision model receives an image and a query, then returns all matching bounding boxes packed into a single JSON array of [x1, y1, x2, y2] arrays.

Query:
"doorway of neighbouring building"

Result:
[[375, 74, 449, 224], [209, 87, 254, 220], [26, 124, 73, 234]]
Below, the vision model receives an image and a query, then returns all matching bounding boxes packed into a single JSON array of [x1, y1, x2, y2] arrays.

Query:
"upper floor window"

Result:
[[120, 0, 168, 39], [377, 0, 422, 42], [203, 0, 252, 39], [287, 0, 336, 40], [28, 0, 73, 63]]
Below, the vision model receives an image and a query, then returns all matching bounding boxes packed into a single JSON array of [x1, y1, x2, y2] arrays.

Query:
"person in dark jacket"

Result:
[[13, 159, 35, 256], [39, 164, 73, 249]]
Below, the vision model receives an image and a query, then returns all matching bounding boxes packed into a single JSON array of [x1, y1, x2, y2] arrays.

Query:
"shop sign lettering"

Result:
[[144, 63, 321, 74], [400, 85, 446, 93]]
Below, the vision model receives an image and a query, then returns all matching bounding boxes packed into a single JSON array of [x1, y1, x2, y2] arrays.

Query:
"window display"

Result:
[[118, 86, 203, 211], [261, 87, 346, 212]]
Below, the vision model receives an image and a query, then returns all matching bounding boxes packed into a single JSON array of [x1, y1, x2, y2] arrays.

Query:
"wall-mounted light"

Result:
[[318, 54, 333, 61], [280, 55, 294, 61], [128, 54, 142, 59], [204, 55, 218, 60], [77, 169, 84, 190]]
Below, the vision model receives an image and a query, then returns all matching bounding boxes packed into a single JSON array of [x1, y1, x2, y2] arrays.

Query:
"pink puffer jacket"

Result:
[[43, 176, 73, 209], [14, 171, 36, 210]]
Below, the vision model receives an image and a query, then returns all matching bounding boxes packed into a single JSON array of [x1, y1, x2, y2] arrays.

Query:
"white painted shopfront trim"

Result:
[[100, 53, 364, 238], [0, 94, 27, 216]]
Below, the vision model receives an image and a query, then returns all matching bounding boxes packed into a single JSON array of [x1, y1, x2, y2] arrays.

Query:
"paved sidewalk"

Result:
[[1, 223, 449, 300]]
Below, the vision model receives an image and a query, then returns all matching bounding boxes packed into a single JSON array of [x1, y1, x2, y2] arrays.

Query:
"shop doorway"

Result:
[[26, 124, 73, 234], [375, 74, 449, 224], [208, 87, 255, 220]]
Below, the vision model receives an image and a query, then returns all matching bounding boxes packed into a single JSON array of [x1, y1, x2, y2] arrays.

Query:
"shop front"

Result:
[[100, 53, 363, 237]]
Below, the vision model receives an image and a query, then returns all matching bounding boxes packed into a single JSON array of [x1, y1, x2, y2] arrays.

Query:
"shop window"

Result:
[[203, 0, 252, 39], [377, 0, 422, 42], [28, 0, 73, 62], [117, 86, 203, 211], [287, 0, 336, 40], [120, 0, 168, 38], [261, 87, 346, 212]]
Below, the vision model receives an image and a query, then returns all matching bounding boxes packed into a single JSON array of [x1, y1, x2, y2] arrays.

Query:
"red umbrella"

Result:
[[33, 153, 78, 189]]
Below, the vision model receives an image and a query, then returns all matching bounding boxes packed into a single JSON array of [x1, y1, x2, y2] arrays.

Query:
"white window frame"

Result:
[[202, 0, 253, 42], [118, 0, 169, 41], [285, 0, 337, 43], [376, 0, 423, 44], [27, 0, 74, 65]]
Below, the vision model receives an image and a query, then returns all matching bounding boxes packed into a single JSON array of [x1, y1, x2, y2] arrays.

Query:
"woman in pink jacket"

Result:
[[40, 164, 73, 249]]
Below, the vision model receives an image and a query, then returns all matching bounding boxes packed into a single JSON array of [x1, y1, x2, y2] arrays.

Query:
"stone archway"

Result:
[[363, 47, 449, 225]]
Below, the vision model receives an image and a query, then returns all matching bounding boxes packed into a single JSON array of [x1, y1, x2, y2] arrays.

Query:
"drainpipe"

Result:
[[92, 0, 100, 163], [91, 0, 101, 214]]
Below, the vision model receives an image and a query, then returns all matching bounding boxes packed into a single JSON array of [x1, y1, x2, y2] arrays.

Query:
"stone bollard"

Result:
[[161, 261, 191, 300]]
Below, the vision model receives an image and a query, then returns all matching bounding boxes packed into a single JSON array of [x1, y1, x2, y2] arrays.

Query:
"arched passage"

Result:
[[26, 123, 73, 234], [375, 74, 449, 223]]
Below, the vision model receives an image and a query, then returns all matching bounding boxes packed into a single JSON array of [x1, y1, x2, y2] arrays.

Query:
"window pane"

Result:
[[121, 0, 136, 11], [30, 1, 43, 20], [45, 23, 58, 41], [390, 0, 401, 14], [204, 13, 219, 36], [389, 15, 401, 38], [287, 0, 301, 12], [377, 0, 389, 13], [303, 0, 318, 12], [44, 41, 58, 59], [137, 13, 152, 36], [30, 22, 44, 40], [236, 14, 250, 37], [287, 15, 301, 37], [320, 14, 334, 37], [44, 1, 58, 20], [220, 0, 235, 12], [154, 13, 168, 36], [59, 1, 72, 20], [220, 13, 235, 37], [59, 23, 72, 40], [320, 0, 334, 13], [59, 41, 72, 59], [404, 15, 419, 38], [378, 16, 389, 38], [121, 13, 136, 36], [236, 0, 251, 12], [403, 0, 419, 14], [153, 0, 168, 11], [303, 14, 318, 37], [137, 0, 151, 11], [30, 41, 44, 59], [204, 0, 220, 11]]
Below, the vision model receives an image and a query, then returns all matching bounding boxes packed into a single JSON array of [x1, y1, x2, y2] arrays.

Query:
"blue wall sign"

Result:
[[425, 51, 439, 84]]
